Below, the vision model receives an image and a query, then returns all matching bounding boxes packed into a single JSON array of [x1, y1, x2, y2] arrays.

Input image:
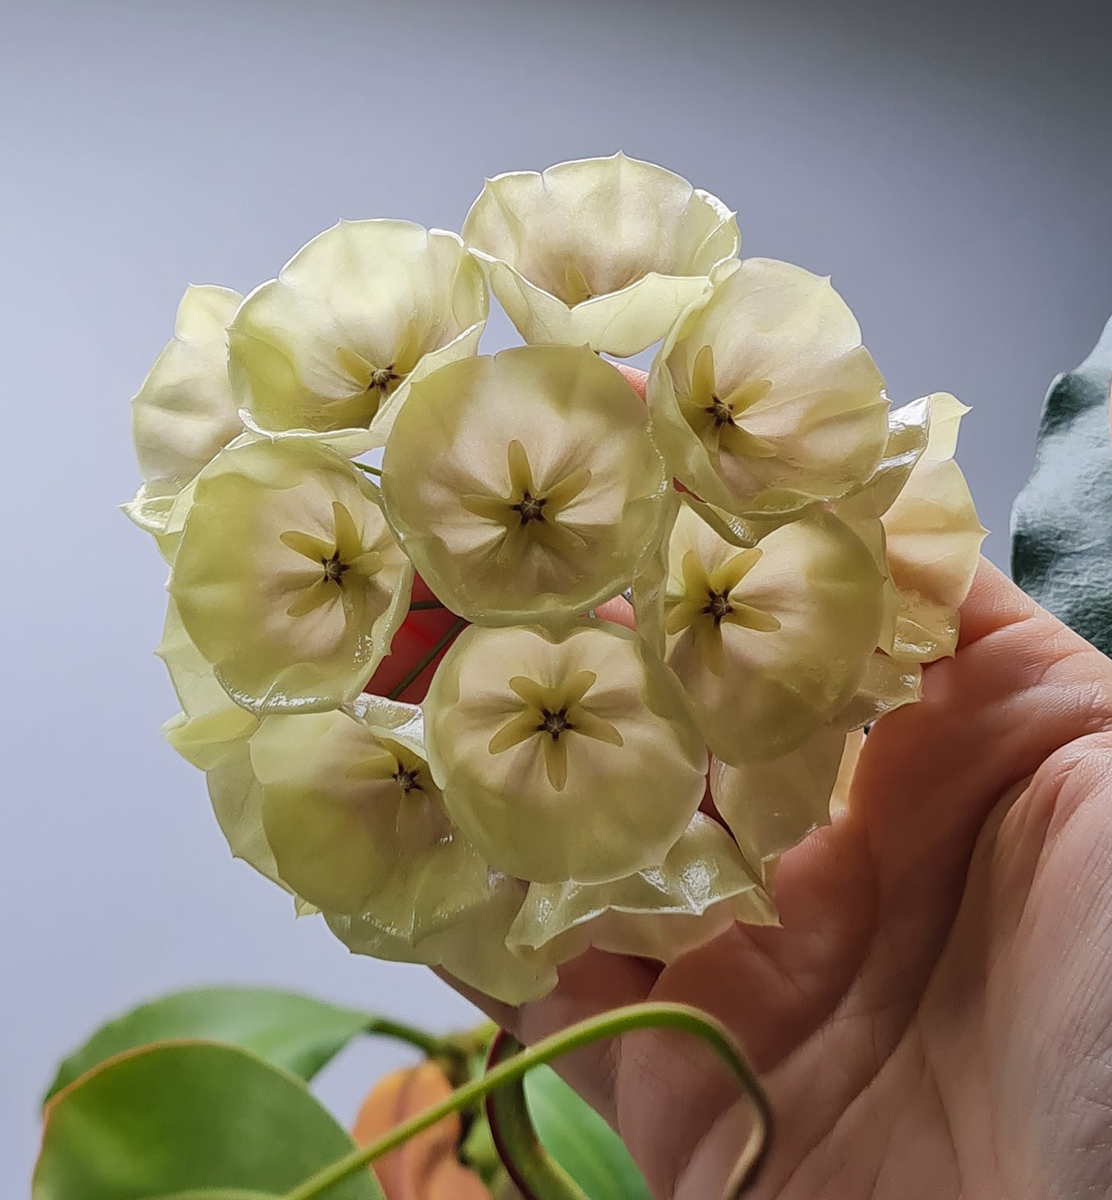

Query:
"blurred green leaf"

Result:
[[1012, 316, 1112, 652], [44, 986, 372, 1102], [525, 1066, 653, 1200], [34, 1040, 383, 1200]]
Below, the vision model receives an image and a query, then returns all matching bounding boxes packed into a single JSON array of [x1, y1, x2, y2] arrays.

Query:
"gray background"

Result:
[[2, 0, 1110, 1192]]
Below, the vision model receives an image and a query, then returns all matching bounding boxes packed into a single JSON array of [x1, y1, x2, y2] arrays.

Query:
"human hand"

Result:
[[447, 368, 1112, 1200]]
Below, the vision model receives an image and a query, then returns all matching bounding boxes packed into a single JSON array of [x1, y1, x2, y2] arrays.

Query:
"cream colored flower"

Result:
[[249, 699, 493, 925], [642, 498, 885, 764], [833, 650, 923, 730], [648, 258, 890, 516], [710, 725, 861, 865], [328, 875, 565, 1006], [508, 814, 775, 964], [380, 345, 668, 626], [155, 600, 284, 888], [461, 153, 739, 357], [228, 220, 487, 438], [423, 621, 707, 885], [131, 284, 244, 495], [169, 437, 412, 714], [836, 392, 985, 663], [124, 285, 244, 542]]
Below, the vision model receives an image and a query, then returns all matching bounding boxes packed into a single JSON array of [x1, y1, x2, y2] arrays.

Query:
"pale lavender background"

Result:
[[2, 0, 1111, 1192]]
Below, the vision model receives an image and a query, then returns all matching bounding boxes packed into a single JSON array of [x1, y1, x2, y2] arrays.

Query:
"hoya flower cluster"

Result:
[[126, 154, 985, 1005]]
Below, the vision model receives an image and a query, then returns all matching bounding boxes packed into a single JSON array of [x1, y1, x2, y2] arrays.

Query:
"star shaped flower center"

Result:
[[487, 670, 624, 791], [460, 440, 593, 564], [280, 501, 384, 621]]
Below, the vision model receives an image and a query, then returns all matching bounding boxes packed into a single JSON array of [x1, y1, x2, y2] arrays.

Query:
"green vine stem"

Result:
[[281, 1001, 771, 1200], [484, 1030, 589, 1200], [386, 616, 467, 700], [353, 461, 383, 478]]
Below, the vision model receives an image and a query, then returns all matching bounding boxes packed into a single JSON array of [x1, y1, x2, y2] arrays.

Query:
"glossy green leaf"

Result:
[[525, 1066, 653, 1200], [35, 1040, 383, 1200], [1012, 316, 1112, 652], [44, 987, 374, 1103]]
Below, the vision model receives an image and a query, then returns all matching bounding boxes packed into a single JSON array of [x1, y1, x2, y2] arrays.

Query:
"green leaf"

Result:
[[44, 986, 373, 1103], [34, 1040, 383, 1200], [525, 1066, 653, 1200], [1012, 316, 1112, 652]]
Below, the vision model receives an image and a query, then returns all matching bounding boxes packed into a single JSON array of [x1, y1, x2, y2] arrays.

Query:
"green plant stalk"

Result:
[[386, 616, 467, 700], [282, 1001, 771, 1200], [353, 461, 383, 478], [485, 1030, 589, 1200]]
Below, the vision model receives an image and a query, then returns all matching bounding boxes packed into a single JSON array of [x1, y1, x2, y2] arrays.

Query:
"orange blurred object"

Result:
[[351, 1061, 493, 1200]]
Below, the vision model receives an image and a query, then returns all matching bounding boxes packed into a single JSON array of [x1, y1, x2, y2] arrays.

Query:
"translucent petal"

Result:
[[648, 257, 890, 513], [833, 651, 923, 731], [381, 345, 668, 627], [169, 436, 412, 714], [228, 220, 487, 435], [131, 284, 244, 494], [508, 815, 775, 964], [662, 501, 886, 763], [710, 724, 848, 864], [423, 621, 707, 884], [250, 703, 492, 924], [462, 153, 739, 356]]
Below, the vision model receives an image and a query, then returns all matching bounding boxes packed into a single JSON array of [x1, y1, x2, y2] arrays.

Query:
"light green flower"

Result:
[[328, 875, 565, 1006], [508, 814, 776, 964], [155, 600, 283, 888], [836, 392, 986, 663], [249, 699, 493, 925], [227, 220, 486, 439], [124, 285, 244, 539], [462, 153, 739, 357], [640, 498, 885, 763], [710, 726, 856, 865], [648, 258, 890, 516], [169, 436, 412, 714], [423, 621, 707, 885], [380, 345, 668, 626]]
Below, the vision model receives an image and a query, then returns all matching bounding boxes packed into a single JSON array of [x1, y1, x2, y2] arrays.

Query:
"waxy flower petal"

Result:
[[423, 621, 707, 884], [131, 284, 245, 496], [380, 345, 668, 626], [169, 437, 412, 714], [250, 700, 491, 922], [647, 499, 885, 763], [462, 153, 739, 357], [710, 725, 857, 864], [228, 220, 487, 437], [328, 875, 564, 1006], [648, 258, 890, 514], [509, 814, 775, 964]]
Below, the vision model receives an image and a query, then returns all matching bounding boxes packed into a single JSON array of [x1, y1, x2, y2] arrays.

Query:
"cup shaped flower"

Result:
[[155, 600, 286, 889], [508, 814, 775, 965], [124, 285, 244, 541], [648, 257, 890, 516], [169, 436, 413, 714], [709, 725, 859, 866], [328, 874, 564, 1006], [131, 284, 245, 496], [461, 153, 739, 357], [423, 620, 708, 884], [380, 345, 668, 626], [881, 393, 986, 657], [640, 498, 885, 764], [228, 220, 487, 437], [249, 699, 493, 927]]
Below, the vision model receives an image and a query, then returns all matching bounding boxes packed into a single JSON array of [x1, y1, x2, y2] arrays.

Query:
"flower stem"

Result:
[[386, 616, 466, 700], [354, 461, 383, 478], [407, 599, 447, 611], [362, 1016, 466, 1065], [281, 1002, 771, 1200], [485, 1030, 588, 1200]]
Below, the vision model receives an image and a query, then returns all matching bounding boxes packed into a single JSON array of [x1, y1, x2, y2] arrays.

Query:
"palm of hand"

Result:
[[466, 563, 1112, 1200]]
